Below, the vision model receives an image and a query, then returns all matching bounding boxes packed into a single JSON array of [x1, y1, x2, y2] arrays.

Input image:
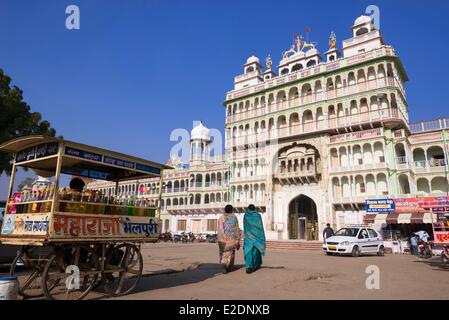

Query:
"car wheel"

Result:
[[351, 245, 360, 257], [325, 252, 333, 256], [377, 245, 385, 256]]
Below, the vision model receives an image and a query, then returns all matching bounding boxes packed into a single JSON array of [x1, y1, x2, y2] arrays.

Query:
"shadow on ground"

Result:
[[413, 257, 449, 271], [130, 263, 243, 295]]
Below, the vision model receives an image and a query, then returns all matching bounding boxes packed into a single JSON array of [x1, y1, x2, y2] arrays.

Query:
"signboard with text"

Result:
[[365, 199, 395, 212]]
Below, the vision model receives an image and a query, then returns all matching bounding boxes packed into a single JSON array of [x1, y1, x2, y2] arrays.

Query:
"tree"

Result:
[[0, 68, 57, 175]]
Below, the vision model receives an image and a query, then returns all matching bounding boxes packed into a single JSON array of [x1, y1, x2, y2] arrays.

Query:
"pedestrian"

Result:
[[409, 233, 418, 256], [243, 204, 266, 274], [217, 204, 241, 273], [323, 223, 334, 240], [311, 225, 316, 240]]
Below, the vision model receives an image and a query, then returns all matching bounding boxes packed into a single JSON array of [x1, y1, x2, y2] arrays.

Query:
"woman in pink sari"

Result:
[[217, 204, 241, 273]]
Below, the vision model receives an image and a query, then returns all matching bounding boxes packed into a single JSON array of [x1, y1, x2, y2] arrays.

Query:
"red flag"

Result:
[[306, 25, 311, 33]]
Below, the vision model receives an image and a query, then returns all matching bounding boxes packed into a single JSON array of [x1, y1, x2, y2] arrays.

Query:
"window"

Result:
[[207, 219, 218, 232], [360, 183, 366, 193], [368, 229, 378, 238], [358, 229, 368, 239], [177, 219, 187, 231], [164, 219, 169, 232]]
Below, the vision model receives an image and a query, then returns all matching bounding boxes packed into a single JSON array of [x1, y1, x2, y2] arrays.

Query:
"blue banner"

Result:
[[103, 156, 135, 169], [65, 147, 103, 162], [365, 199, 395, 213]]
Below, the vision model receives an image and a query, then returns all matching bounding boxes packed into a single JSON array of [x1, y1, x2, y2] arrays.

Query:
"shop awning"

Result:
[[410, 212, 424, 223], [386, 213, 400, 224], [363, 212, 438, 224], [363, 214, 376, 224]]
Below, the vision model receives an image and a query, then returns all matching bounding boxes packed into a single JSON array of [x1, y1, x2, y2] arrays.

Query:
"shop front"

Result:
[[364, 197, 449, 253]]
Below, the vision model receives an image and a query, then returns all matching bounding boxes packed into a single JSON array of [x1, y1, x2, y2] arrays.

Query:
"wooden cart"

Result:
[[0, 135, 171, 300]]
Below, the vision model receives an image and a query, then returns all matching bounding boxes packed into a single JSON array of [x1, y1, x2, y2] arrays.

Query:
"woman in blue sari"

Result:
[[243, 204, 266, 274]]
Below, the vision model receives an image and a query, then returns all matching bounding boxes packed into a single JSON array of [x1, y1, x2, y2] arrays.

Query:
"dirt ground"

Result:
[[2, 242, 448, 300], [114, 242, 449, 300]]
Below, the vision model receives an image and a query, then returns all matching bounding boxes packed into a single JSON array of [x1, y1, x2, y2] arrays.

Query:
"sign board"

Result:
[[394, 197, 449, 213], [434, 231, 449, 244], [365, 199, 395, 212]]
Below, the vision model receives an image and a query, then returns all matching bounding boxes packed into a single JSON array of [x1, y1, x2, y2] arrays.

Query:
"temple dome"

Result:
[[246, 55, 260, 64], [191, 122, 211, 141], [353, 15, 371, 26]]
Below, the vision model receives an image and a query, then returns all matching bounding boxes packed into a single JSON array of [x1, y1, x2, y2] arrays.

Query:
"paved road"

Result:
[[2, 243, 448, 299], [115, 242, 449, 300]]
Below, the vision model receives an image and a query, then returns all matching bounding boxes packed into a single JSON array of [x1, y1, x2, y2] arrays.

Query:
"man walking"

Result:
[[409, 233, 418, 256], [323, 223, 334, 240]]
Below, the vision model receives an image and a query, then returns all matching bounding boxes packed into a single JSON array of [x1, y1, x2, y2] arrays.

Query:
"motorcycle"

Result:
[[158, 232, 173, 242], [417, 240, 432, 259], [173, 233, 184, 243], [206, 234, 218, 243], [197, 234, 208, 242], [184, 232, 196, 243], [441, 245, 449, 264]]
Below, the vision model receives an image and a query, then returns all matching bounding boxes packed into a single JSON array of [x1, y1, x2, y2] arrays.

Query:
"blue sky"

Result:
[[1, 0, 449, 199]]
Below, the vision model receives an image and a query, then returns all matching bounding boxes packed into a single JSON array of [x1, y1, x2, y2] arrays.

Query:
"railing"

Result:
[[395, 156, 408, 164], [413, 159, 448, 172], [329, 162, 387, 173], [329, 128, 382, 144], [164, 187, 188, 193], [230, 175, 268, 182], [275, 169, 318, 178], [228, 107, 407, 147], [410, 118, 449, 134], [226, 76, 399, 124]]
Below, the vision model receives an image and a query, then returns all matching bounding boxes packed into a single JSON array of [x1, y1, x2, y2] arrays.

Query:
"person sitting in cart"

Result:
[[69, 177, 85, 192]]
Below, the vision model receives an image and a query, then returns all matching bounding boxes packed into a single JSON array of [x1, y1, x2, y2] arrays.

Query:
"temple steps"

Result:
[[239, 240, 323, 250]]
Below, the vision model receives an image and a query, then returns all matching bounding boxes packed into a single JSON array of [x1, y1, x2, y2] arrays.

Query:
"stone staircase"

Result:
[[266, 240, 323, 251], [239, 240, 323, 251]]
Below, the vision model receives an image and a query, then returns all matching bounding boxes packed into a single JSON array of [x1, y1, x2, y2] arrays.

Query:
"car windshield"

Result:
[[334, 228, 359, 237]]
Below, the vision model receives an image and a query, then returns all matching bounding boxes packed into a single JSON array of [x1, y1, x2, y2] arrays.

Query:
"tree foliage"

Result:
[[0, 68, 57, 175]]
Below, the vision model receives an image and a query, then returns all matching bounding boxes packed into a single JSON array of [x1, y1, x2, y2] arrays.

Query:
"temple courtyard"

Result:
[[113, 243, 449, 300], [1, 242, 448, 300]]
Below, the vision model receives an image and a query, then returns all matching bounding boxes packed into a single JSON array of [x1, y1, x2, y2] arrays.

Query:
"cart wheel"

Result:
[[103, 243, 143, 297], [9, 246, 53, 299], [41, 246, 100, 300]]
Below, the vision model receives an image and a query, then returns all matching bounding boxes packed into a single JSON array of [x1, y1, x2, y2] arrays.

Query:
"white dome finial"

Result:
[[191, 121, 211, 141]]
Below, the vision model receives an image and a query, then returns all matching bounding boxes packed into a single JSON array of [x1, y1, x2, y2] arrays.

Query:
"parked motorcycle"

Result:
[[158, 232, 173, 242], [173, 233, 184, 243], [418, 240, 432, 259], [206, 233, 218, 243], [184, 232, 196, 243]]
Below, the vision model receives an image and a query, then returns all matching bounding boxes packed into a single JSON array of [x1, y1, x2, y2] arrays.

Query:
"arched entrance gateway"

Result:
[[288, 195, 318, 240]]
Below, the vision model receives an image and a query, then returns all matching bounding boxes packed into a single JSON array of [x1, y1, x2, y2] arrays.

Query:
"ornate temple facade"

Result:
[[88, 15, 449, 241]]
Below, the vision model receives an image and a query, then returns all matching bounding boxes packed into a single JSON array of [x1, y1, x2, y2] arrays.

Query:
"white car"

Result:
[[322, 227, 384, 257]]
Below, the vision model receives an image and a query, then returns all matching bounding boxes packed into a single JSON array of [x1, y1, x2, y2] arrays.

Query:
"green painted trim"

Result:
[[384, 129, 399, 194]]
